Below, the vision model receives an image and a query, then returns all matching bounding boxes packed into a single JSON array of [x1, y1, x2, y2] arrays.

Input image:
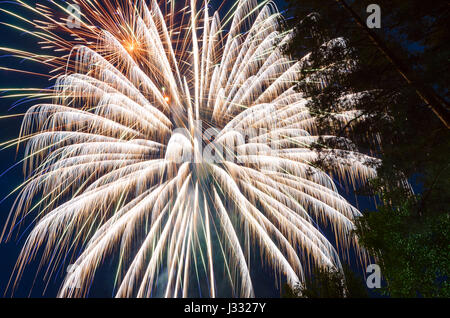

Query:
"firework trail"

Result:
[[0, 0, 376, 297]]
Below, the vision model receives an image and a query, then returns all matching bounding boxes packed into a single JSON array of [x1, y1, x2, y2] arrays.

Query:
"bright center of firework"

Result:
[[126, 42, 135, 52], [164, 96, 170, 103]]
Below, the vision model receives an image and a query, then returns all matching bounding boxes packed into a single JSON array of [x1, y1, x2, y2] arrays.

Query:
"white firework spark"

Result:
[[0, 0, 376, 297]]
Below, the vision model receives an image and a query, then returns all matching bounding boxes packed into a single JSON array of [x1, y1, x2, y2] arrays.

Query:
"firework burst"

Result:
[[0, 0, 376, 297]]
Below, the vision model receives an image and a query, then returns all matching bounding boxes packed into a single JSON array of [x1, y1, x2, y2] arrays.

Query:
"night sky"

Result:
[[0, 0, 376, 298]]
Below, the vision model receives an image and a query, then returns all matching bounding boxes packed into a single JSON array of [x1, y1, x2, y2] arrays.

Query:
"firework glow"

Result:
[[0, 0, 377, 297]]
